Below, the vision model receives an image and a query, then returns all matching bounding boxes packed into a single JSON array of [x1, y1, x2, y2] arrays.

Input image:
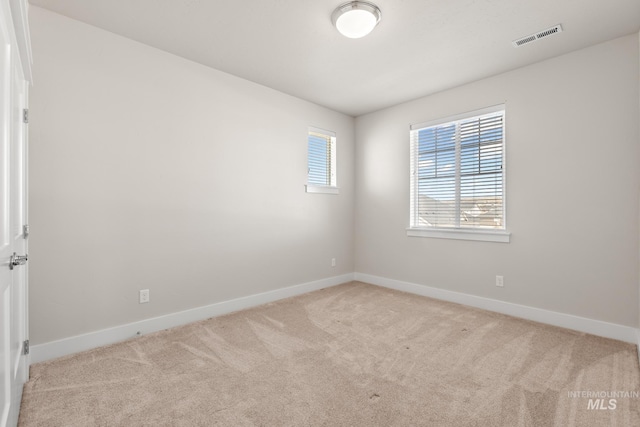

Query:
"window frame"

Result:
[[306, 126, 339, 195], [407, 105, 510, 243]]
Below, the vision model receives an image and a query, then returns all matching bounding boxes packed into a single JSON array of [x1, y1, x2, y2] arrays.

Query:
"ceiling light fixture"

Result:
[[332, 1, 381, 39]]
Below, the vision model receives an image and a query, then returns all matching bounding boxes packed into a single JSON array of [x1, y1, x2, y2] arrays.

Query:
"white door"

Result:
[[0, 0, 29, 425]]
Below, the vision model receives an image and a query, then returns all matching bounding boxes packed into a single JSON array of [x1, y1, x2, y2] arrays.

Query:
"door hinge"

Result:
[[23, 224, 29, 239], [23, 339, 29, 355], [23, 108, 28, 124]]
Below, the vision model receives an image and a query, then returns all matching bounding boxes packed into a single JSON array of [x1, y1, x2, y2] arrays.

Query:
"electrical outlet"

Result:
[[496, 276, 504, 287], [139, 289, 150, 304], [331, 258, 336, 267]]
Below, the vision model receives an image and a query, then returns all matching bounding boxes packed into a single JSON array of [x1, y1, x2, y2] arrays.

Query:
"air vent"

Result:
[[512, 24, 563, 47]]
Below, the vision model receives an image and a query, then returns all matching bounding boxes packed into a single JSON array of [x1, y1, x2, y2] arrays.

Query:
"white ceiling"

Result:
[[29, 0, 640, 117]]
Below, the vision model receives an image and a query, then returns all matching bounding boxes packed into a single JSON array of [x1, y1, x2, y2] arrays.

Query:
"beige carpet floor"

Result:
[[19, 281, 640, 426]]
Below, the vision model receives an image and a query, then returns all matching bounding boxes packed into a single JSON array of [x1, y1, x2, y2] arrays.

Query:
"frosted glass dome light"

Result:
[[332, 1, 381, 39]]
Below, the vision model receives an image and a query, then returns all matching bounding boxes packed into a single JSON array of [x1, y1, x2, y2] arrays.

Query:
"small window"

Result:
[[306, 127, 338, 194], [408, 105, 509, 242]]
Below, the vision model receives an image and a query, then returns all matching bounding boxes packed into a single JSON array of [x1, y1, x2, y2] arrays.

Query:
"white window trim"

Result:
[[306, 126, 338, 194], [410, 104, 505, 131], [406, 227, 510, 243], [305, 185, 339, 195], [408, 104, 508, 242]]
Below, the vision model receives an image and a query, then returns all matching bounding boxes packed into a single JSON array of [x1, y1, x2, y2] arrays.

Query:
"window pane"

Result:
[[417, 176, 456, 227], [460, 172, 503, 228], [308, 133, 330, 186], [416, 123, 457, 227]]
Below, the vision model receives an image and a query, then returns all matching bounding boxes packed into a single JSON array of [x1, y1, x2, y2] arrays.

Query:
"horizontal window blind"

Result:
[[308, 128, 336, 187], [410, 106, 505, 230]]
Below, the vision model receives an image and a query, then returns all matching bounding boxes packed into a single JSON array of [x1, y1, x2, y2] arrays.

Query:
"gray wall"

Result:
[[355, 34, 640, 328], [29, 6, 640, 348], [29, 8, 355, 345]]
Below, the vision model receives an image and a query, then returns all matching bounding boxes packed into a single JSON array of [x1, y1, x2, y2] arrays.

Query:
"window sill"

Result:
[[406, 227, 510, 243], [305, 185, 339, 195]]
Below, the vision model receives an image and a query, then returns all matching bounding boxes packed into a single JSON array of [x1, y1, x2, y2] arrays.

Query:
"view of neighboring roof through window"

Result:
[[408, 105, 510, 242], [306, 127, 338, 194]]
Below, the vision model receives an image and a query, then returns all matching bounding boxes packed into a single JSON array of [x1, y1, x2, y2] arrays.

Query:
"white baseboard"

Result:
[[31, 273, 354, 364], [355, 272, 639, 344], [30, 272, 640, 363]]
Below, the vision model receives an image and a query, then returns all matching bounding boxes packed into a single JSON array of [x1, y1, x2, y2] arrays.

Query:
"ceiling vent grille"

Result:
[[512, 24, 563, 47]]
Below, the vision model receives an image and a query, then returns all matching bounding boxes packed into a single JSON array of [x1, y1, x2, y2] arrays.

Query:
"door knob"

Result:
[[9, 253, 27, 270]]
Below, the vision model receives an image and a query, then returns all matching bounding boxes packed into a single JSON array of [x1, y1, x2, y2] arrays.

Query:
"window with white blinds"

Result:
[[409, 105, 508, 241], [306, 127, 338, 194]]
